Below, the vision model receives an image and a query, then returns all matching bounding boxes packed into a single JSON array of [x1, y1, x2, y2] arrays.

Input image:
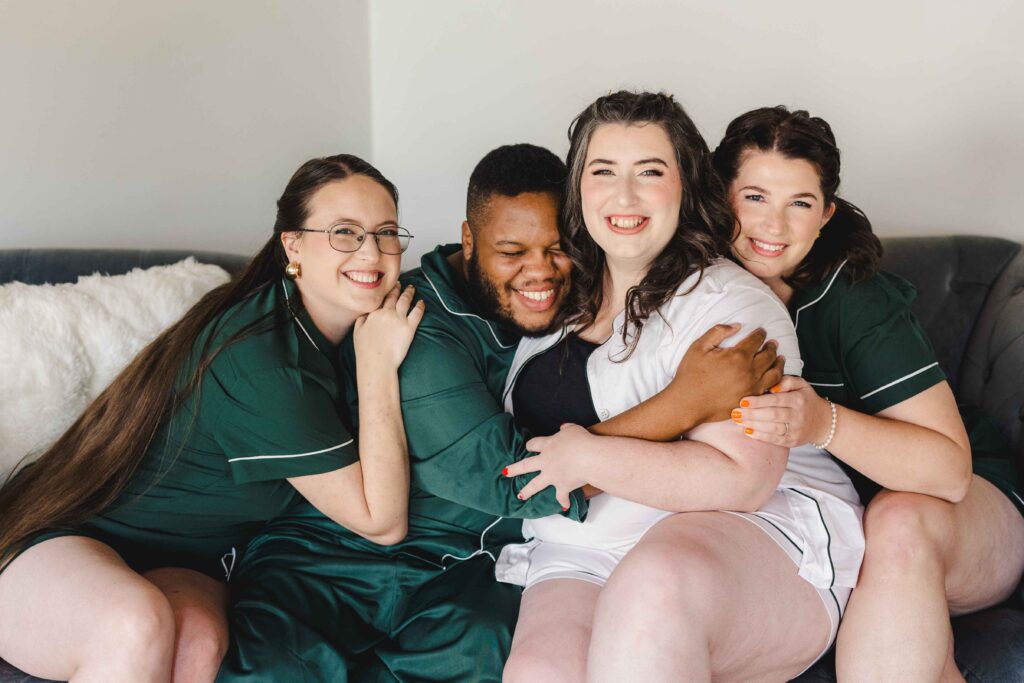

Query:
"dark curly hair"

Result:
[[466, 143, 566, 229], [712, 106, 882, 289], [563, 91, 733, 356]]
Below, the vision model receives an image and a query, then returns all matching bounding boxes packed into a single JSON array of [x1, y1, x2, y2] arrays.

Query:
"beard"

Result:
[[465, 251, 561, 338]]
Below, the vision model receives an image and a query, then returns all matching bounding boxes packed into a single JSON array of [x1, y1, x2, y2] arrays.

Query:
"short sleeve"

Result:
[[840, 276, 946, 414], [664, 275, 803, 378], [213, 366, 358, 484]]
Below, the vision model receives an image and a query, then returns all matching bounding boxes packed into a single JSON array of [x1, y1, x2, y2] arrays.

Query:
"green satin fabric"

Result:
[[217, 505, 521, 682]]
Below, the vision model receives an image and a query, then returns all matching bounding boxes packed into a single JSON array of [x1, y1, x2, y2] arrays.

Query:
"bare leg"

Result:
[[588, 512, 832, 683], [144, 567, 229, 683], [837, 477, 1024, 683], [503, 578, 601, 683], [0, 536, 175, 682]]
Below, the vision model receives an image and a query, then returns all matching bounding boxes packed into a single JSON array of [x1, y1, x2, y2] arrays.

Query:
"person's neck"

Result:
[[764, 276, 795, 307], [448, 249, 467, 284], [604, 256, 649, 307], [302, 298, 357, 346]]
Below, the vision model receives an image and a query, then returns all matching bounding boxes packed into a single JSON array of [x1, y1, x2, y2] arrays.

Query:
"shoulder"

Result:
[[832, 269, 919, 330], [663, 259, 791, 324]]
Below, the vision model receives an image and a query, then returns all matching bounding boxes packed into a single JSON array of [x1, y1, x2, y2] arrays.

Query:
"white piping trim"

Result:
[[808, 381, 845, 387], [1011, 491, 1024, 509], [859, 362, 940, 400], [220, 547, 237, 582], [440, 516, 503, 568], [281, 279, 321, 352], [794, 260, 848, 331], [422, 270, 514, 349], [227, 438, 354, 463]]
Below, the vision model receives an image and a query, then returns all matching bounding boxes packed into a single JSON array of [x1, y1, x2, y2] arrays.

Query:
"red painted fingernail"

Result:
[[562, 506, 569, 511], [744, 427, 754, 435], [501, 467, 509, 476], [740, 400, 750, 408]]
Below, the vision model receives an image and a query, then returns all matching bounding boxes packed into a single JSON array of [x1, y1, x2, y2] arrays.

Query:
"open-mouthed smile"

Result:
[[512, 286, 559, 312], [343, 270, 385, 288], [748, 237, 787, 257], [606, 215, 649, 234]]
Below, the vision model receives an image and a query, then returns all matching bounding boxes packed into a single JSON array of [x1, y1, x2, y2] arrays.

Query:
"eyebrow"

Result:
[[329, 218, 399, 228], [493, 239, 562, 249], [738, 186, 820, 201], [587, 157, 669, 167]]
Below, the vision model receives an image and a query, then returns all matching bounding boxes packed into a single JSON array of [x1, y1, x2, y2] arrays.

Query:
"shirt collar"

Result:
[[417, 243, 520, 349]]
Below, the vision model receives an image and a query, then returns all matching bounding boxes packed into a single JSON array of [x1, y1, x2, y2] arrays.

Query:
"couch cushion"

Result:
[[879, 236, 1021, 393]]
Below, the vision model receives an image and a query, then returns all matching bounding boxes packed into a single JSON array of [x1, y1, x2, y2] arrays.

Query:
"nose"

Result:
[[615, 175, 639, 208], [761, 204, 786, 236], [354, 233, 382, 262], [521, 249, 560, 283]]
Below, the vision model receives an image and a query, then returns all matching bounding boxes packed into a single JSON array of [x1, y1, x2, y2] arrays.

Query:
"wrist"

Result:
[[812, 398, 838, 450]]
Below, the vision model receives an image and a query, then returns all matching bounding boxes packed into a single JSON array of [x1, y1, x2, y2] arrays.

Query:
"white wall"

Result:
[[3, 1, 1020, 260], [0, 0, 371, 254], [370, 0, 1024, 263]]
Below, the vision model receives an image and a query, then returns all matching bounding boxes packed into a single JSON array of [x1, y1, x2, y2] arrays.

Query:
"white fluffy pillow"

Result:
[[0, 258, 230, 480]]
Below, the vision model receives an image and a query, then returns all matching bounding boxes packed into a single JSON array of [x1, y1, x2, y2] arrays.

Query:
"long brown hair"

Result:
[[0, 154, 398, 566], [712, 106, 882, 289], [562, 91, 733, 355]]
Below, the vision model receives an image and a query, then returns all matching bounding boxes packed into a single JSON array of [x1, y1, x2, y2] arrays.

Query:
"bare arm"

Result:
[[591, 324, 784, 441], [737, 376, 971, 502], [503, 420, 787, 513], [289, 286, 424, 545]]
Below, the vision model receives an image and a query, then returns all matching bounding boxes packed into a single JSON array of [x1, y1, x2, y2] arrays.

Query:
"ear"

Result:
[[821, 201, 837, 228], [461, 220, 474, 261], [280, 231, 302, 261]]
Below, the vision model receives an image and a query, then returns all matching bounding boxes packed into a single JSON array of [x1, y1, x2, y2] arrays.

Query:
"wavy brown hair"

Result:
[[562, 91, 733, 355], [0, 154, 397, 567], [712, 106, 882, 289]]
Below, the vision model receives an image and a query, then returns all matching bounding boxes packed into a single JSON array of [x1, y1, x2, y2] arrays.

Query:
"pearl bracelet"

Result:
[[813, 398, 837, 450]]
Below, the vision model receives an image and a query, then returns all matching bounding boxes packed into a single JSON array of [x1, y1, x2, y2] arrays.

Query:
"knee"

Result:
[[173, 597, 229, 676], [504, 643, 580, 683], [102, 585, 176, 659], [862, 491, 949, 574]]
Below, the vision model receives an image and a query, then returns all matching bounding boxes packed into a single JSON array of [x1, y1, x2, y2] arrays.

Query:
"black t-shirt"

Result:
[[512, 333, 601, 437]]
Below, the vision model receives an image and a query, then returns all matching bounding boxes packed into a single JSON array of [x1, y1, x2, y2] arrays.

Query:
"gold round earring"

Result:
[[815, 230, 822, 240], [285, 262, 301, 279]]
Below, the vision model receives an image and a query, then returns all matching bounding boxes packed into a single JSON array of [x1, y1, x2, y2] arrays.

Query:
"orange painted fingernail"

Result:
[[744, 427, 754, 435], [770, 385, 781, 393], [731, 410, 742, 421], [740, 400, 750, 408]]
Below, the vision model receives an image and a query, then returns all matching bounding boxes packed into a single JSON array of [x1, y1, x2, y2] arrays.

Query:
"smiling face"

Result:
[[463, 191, 571, 336], [579, 123, 683, 274], [281, 175, 401, 342], [728, 150, 836, 298]]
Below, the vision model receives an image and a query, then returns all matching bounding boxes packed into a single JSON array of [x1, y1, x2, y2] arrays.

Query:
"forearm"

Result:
[[355, 361, 410, 539], [592, 386, 707, 441], [578, 425, 783, 512], [826, 404, 971, 502]]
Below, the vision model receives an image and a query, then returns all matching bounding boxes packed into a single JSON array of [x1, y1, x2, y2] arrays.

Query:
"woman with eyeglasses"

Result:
[[0, 154, 422, 682]]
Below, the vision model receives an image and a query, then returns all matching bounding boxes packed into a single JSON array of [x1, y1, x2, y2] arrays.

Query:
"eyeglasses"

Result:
[[294, 224, 413, 254]]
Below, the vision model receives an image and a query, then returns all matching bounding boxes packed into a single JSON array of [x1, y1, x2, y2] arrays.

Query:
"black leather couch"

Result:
[[1, 239, 1022, 682]]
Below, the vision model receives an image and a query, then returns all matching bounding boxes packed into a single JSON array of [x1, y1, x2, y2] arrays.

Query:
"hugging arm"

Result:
[[591, 324, 783, 441], [505, 421, 786, 512], [346, 323, 587, 520]]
